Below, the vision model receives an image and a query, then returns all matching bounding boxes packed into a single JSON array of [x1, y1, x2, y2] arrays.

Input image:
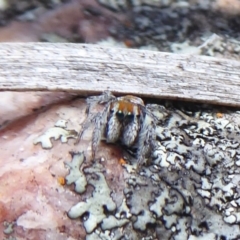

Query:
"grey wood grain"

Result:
[[0, 43, 239, 106]]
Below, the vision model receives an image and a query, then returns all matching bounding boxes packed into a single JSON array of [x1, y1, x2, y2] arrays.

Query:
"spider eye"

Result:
[[125, 113, 134, 122], [116, 111, 124, 121]]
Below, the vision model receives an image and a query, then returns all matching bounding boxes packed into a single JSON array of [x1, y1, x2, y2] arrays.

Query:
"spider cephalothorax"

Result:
[[78, 91, 159, 166]]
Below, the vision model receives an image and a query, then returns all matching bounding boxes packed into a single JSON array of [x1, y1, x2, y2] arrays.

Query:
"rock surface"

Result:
[[1, 96, 240, 239]]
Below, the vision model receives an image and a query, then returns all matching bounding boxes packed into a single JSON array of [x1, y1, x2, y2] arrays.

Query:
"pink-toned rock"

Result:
[[0, 97, 125, 239], [0, 92, 75, 129]]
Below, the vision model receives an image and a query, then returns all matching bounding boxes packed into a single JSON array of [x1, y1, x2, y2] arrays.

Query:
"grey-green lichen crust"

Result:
[[33, 120, 78, 149], [3, 221, 16, 240], [65, 103, 240, 239]]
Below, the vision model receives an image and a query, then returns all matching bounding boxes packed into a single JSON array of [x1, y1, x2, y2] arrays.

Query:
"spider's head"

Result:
[[110, 95, 144, 123]]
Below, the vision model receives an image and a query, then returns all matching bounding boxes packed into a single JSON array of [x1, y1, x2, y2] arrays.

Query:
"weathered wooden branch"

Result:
[[0, 43, 240, 107]]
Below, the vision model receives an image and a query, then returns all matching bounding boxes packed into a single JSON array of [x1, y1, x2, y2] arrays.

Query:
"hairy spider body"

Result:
[[107, 96, 144, 146], [78, 91, 158, 166]]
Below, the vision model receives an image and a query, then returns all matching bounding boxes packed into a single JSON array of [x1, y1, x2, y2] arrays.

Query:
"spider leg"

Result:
[[91, 113, 102, 159], [136, 114, 157, 167], [75, 112, 97, 144], [86, 91, 116, 114], [76, 91, 115, 144], [121, 105, 140, 147], [134, 104, 168, 167], [91, 104, 110, 159]]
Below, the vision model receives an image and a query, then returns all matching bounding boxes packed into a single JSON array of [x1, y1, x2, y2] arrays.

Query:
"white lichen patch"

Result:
[[3, 236, 16, 240], [115, 199, 131, 219], [67, 155, 116, 233], [65, 152, 87, 194], [201, 177, 212, 190], [54, 119, 67, 128], [101, 216, 128, 230], [86, 228, 122, 240], [33, 120, 77, 149], [188, 233, 216, 240], [174, 218, 189, 240], [171, 41, 201, 55], [65, 101, 240, 239], [162, 214, 178, 229], [125, 176, 158, 231], [196, 189, 211, 199], [150, 188, 171, 218], [122, 162, 137, 173], [3, 221, 15, 235]]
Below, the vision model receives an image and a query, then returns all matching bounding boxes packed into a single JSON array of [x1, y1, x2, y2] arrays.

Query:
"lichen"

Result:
[[3, 221, 16, 240], [33, 120, 77, 149], [3, 237, 16, 240], [34, 102, 240, 239], [3, 221, 15, 235], [65, 101, 240, 239], [64, 152, 87, 194], [67, 156, 116, 233]]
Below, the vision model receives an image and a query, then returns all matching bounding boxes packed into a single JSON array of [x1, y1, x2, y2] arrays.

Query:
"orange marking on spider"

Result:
[[118, 101, 134, 114], [216, 113, 223, 118]]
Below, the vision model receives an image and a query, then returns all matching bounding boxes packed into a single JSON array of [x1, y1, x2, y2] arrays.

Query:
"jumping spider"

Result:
[[78, 91, 163, 167]]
